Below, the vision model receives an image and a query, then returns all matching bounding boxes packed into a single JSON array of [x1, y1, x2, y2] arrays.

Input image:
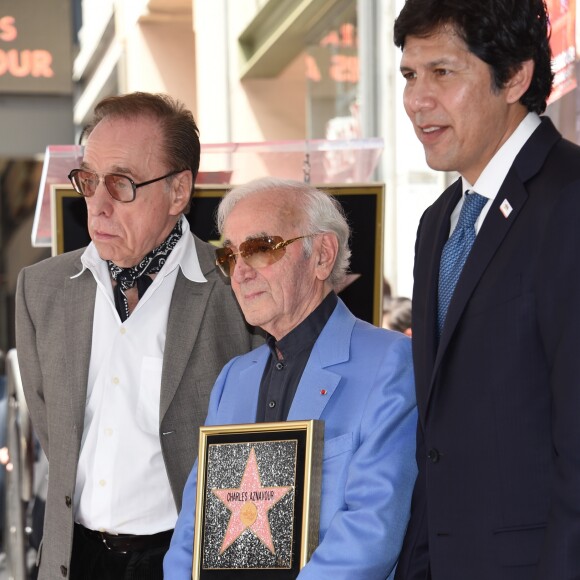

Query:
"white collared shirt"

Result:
[[448, 112, 542, 236], [73, 217, 206, 534]]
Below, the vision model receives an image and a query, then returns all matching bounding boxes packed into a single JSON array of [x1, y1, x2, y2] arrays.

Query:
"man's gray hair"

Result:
[[216, 177, 351, 288]]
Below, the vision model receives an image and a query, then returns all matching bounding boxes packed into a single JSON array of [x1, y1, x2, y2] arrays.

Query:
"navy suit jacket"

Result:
[[395, 118, 580, 580], [165, 299, 417, 579]]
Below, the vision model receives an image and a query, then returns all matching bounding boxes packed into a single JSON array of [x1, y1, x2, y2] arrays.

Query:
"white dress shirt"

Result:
[[448, 112, 542, 236], [73, 217, 206, 534]]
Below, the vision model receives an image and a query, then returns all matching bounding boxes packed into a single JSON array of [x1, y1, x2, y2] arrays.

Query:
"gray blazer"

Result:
[[15, 234, 262, 579]]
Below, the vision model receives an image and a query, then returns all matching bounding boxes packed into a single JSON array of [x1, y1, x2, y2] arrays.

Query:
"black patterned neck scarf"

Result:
[[107, 220, 183, 321]]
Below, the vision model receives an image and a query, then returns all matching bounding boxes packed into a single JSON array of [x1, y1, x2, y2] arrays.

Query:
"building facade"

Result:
[[3, 0, 579, 351]]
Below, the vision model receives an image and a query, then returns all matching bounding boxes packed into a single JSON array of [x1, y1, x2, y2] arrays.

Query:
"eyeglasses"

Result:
[[67, 168, 185, 203], [215, 235, 313, 277]]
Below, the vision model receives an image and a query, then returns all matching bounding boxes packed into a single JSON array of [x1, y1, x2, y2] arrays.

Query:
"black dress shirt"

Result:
[[255, 292, 338, 422]]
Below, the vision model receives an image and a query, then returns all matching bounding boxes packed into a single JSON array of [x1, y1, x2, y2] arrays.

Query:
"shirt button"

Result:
[[60, 565, 68, 576], [104, 428, 113, 437], [275, 362, 285, 370], [120, 327, 126, 335], [65, 496, 71, 508], [99, 479, 107, 487], [268, 401, 276, 409], [427, 448, 441, 463], [112, 377, 120, 385]]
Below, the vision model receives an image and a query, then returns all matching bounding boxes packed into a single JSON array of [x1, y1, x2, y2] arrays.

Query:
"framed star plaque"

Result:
[[192, 420, 324, 579]]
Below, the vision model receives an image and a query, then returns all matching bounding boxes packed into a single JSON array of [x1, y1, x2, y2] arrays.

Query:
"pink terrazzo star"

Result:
[[212, 447, 292, 555]]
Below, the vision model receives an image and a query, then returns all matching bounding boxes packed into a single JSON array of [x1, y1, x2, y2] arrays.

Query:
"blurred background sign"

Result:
[[0, 0, 73, 94], [547, 0, 577, 104]]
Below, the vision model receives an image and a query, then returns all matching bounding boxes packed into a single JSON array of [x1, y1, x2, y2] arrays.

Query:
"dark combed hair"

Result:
[[394, 0, 554, 114], [81, 92, 200, 192]]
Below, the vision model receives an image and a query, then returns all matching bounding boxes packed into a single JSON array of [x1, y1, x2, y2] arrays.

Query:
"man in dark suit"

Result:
[[15, 92, 260, 580], [393, 1, 580, 579]]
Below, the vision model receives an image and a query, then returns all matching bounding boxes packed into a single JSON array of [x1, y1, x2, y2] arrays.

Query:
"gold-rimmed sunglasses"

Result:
[[215, 235, 314, 277]]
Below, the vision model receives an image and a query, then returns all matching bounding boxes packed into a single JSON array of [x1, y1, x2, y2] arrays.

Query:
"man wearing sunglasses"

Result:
[[15, 92, 260, 580], [164, 178, 417, 579]]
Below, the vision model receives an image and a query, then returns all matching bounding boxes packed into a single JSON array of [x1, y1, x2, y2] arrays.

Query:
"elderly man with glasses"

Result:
[[164, 177, 418, 579], [15, 92, 261, 580]]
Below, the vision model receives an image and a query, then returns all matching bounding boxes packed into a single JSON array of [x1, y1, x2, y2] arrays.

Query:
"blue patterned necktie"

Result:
[[437, 191, 488, 336]]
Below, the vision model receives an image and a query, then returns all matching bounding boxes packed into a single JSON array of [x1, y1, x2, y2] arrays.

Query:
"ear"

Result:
[[314, 232, 339, 282], [505, 59, 534, 104], [169, 169, 192, 216]]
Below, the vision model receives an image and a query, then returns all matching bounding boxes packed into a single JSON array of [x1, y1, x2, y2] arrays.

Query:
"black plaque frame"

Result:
[[50, 185, 90, 256], [193, 420, 324, 580]]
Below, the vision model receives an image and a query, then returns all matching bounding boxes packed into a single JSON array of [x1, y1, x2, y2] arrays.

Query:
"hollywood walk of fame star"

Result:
[[212, 447, 293, 555]]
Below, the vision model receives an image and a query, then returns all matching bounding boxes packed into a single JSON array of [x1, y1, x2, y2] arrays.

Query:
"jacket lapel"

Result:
[[160, 270, 214, 419], [424, 184, 461, 367], [211, 351, 268, 423], [64, 268, 95, 432], [433, 177, 528, 369], [288, 300, 353, 421], [412, 183, 461, 426]]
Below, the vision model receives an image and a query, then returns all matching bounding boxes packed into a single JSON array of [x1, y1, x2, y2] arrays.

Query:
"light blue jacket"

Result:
[[164, 299, 417, 579]]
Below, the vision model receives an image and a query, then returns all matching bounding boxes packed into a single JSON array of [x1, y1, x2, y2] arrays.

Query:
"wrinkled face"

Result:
[[222, 191, 324, 340], [82, 115, 187, 267], [400, 26, 526, 184]]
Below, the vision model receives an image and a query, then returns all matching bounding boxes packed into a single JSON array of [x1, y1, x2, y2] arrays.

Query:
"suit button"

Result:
[[65, 495, 71, 508], [60, 565, 68, 576], [428, 448, 441, 463]]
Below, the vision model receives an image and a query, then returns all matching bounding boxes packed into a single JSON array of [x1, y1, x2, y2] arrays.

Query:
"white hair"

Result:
[[216, 177, 351, 288]]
